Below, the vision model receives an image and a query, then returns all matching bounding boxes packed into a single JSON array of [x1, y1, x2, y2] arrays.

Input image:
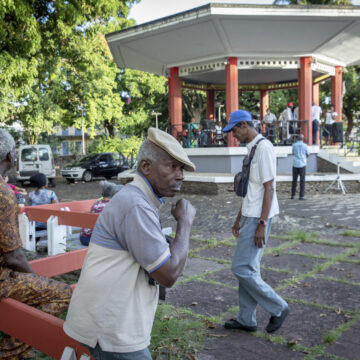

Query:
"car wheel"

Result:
[[83, 171, 93, 182], [105, 175, 113, 179], [66, 178, 75, 184], [18, 180, 24, 187]]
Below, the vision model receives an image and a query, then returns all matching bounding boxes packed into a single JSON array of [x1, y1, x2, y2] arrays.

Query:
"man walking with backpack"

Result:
[[222, 110, 289, 333]]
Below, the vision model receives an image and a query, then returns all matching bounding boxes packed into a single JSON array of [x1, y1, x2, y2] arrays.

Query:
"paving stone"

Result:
[[195, 244, 234, 260], [257, 303, 347, 348], [262, 253, 326, 273], [191, 231, 234, 242], [265, 237, 288, 249], [189, 238, 208, 250], [166, 280, 237, 317], [197, 326, 305, 360], [279, 277, 360, 311], [316, 262, 360, 283], [325, 320, 360, 359], [203, 268, 237, 288], [284, 242, 347, 257], [183, 258, 227, 278]]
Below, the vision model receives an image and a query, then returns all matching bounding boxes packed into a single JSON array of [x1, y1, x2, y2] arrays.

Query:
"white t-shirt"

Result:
[[325, 111, 338, 125], [263, 112, 277, 124], [312, 105, 322, 121], [241, 135, 279, 219]]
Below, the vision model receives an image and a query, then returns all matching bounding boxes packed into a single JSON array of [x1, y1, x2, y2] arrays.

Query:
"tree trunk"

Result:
[[344, 107, 354, 140], [104, 119, 115, 137]]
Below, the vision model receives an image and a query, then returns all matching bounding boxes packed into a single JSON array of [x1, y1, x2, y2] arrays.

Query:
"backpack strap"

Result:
[[248, 137, 265, 160]]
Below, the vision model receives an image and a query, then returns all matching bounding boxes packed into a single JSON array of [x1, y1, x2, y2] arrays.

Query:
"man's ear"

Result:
[[6, 151, 13, 164], [138, 159, 152, 176]]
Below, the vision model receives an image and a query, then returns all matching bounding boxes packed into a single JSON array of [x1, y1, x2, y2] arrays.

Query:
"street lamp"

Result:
[[79, 103, 86, 155], [151, 111, 162, 129], [217, 104, 224, 123]]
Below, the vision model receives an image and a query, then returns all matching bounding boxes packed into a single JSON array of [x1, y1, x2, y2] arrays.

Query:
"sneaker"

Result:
[[290, 196, 294, 199], [224, 319, 257, 332], [266, 308, 289, 333], [299, 197, 307, 200]]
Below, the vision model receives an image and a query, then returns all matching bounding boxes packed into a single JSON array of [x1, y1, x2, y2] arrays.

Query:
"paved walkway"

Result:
[[27, 179, 360, 359], [160, 193, 360, 360]]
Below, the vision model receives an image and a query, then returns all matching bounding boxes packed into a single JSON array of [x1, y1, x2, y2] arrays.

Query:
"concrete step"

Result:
[[325, 148, 359, 157], [318, 149, 360, 174], [341, 156, 360, 162]]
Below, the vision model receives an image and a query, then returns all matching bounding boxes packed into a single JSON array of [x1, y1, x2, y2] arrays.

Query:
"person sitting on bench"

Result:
[[0, 129, 72, 360]]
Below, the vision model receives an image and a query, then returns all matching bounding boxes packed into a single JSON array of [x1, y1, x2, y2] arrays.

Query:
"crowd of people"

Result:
[[180, 102, 339, 148], [180, 117, 226, 148]]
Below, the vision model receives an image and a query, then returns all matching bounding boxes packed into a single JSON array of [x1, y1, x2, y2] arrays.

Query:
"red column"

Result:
[[206, 90, 216, 121], [169, 67, 182, 139], [298, 57, 313, 145], [331, 66, 343, 122], [260, 90, 269, 120], [226, 57, 238, 147], [260, 90, 269, 134], [312, 83, 320, 106]]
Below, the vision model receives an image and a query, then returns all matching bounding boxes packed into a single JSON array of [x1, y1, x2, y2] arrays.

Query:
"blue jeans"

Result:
[[83, 343, 152, 360], [312, 119, 319, 145], [232, 216, 288, 327]]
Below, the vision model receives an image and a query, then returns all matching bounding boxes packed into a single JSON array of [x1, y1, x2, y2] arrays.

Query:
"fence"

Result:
[[0, 200, 105, 359], [168, 120, 310, 147], [19, 200, 98, 255]]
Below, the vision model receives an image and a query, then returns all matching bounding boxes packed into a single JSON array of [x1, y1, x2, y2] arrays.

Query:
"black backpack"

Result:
[[234, 138, 265, 197]]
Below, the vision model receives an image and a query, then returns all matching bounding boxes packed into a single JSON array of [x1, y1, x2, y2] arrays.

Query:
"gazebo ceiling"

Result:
[[106, 4, 360, 86]]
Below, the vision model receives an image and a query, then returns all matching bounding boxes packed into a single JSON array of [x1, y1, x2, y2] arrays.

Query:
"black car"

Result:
[[61, 152, 129, 183]]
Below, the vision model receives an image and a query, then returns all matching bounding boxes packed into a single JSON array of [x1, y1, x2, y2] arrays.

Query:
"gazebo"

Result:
[[106, 4, 360, 172]]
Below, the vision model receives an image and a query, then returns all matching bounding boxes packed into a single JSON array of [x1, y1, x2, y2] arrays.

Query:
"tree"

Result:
[[0, 0, 141, 143], [273, 0, 352, 5]]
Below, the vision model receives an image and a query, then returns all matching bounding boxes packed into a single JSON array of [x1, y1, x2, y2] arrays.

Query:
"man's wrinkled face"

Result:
[[148, 155, 185, 198]]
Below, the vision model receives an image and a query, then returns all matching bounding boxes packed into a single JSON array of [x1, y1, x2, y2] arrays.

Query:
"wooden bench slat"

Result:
[[0, 298, 90, 359], [29, 248, 88, 277]]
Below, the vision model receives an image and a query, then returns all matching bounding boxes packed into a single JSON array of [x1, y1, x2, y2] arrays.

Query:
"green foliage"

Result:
[[89, 135, 143, 158], [273, 0, 353, 4], [150, 303, 206, 359], [340, 229, 360, 237], [0, 0, 170, 144]]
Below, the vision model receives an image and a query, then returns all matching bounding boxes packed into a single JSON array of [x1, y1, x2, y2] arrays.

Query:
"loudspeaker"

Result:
[[332, 122, 343, 143], [200, 119, 216, 130]]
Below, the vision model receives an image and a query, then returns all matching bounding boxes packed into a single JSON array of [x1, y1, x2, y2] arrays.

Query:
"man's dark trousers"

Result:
[[292, 166, 306, 198], [312, 119, 319, 145]]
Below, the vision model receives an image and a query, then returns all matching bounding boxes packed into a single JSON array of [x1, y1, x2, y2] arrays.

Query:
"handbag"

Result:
[[234, 138, 265, 197]]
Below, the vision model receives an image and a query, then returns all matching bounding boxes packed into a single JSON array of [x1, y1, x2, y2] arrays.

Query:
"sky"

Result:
[[129, 0, 360, 24]]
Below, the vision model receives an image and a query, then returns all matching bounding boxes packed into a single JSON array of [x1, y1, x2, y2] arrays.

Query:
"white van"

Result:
[[16, 145, 56, 186]]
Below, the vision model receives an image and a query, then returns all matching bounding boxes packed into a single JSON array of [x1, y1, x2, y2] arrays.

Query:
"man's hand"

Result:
[[171, 199, 196, 225], [151, 199, 195, 288], [232, 221, 240, 238], [254, 224, 266, 248]]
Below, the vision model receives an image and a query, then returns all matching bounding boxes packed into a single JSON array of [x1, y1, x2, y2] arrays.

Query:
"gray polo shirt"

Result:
[[64, 174, 170, 353]]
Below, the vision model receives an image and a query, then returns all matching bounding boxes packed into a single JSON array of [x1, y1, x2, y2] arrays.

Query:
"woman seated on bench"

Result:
[[79, 180, 123, 246], [28, 173, 58, 234]]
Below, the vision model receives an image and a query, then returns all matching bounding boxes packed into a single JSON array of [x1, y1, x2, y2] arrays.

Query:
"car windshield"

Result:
[[70, 154, 98, 166]]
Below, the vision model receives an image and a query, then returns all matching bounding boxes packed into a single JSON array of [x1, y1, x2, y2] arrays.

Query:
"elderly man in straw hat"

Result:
[[64, 128, 196, 360]]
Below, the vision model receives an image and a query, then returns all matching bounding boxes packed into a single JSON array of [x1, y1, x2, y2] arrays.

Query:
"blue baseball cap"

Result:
[[222, 110, 252, 133]]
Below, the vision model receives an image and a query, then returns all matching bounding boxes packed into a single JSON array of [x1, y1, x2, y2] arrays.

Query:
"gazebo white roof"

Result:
[[106, 4, 360, 87]]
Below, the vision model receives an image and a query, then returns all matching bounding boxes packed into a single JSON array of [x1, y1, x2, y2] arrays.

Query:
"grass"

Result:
[[150, 303, 207, 359], [340, 229, 360, 238]]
